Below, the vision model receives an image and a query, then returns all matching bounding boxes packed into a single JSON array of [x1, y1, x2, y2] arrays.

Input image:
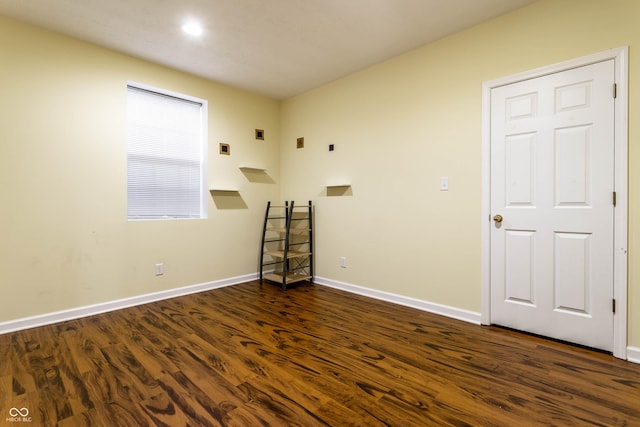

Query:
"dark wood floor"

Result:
[[1, 281, 639, 426]]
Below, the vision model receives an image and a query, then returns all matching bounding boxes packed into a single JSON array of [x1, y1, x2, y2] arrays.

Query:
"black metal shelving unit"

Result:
[[260, 200, 313, 289]]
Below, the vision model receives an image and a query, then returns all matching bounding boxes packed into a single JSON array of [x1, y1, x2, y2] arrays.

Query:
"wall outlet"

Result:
[[340, 257, 347, 268], [440, 177, 449, 191], [155, 263, 164, 276]]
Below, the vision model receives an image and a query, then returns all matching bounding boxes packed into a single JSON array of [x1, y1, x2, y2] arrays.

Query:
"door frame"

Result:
[[481, 47, 629, 359]]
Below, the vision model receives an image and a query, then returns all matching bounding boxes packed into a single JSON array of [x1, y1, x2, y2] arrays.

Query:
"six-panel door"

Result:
[[490, 60, 615, 351]]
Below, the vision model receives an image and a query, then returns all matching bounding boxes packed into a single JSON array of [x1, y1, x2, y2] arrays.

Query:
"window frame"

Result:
[[126, 81, 208, 221]]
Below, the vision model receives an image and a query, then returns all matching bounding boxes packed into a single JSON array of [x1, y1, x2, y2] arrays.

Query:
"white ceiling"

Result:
[[0, 0, 537, 99]]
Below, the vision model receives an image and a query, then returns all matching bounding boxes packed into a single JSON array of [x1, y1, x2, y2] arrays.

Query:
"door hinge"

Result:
[[612, 298, 616, 314], [613, 191, 617, 207], [613, 83, 617, 99]]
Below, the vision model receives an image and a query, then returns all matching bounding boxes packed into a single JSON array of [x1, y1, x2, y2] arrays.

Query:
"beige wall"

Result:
[[0, 16, 280, 322], [280, 0, 640, 348]]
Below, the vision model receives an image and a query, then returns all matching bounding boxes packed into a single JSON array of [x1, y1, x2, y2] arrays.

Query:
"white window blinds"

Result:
[[127, 84, 207, 219]]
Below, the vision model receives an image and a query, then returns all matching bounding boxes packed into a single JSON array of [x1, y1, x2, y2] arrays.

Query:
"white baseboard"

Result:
[[0, 273, 258, 335], [314, 276, 482, 325], [627, 346, 640, 364], [4, 273, 634, 364]]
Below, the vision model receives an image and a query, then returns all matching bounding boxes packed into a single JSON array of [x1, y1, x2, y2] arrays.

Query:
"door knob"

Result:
[[493, 214, 503, 223]]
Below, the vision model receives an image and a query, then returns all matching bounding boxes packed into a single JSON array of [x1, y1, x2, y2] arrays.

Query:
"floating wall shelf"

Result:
[[240, 167, 275, 184], [209, 189, 247, 210], [325, 184, 353, 197]]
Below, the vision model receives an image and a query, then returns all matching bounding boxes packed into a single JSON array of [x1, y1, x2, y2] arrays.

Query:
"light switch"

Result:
[[440, 177, 449, 191]]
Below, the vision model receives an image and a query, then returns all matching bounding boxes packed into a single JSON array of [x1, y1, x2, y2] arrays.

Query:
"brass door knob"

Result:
[[493, 214, 503, 223]]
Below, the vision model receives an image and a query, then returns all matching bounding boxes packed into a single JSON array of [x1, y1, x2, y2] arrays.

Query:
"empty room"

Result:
[[1, 0, 640, 425]]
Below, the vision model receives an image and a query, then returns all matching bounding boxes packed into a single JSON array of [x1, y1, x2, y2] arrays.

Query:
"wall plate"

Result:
[[440, 177, 449, 191], [219, 143, 230, 155]]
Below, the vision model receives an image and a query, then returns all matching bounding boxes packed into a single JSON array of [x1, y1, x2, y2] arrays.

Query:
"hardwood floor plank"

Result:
[[236, 379, 329, 427], [93, 400, 153, 427], [1, 280, 639, 426], [177, 333, 256, 388], [150, 372, 225, 427], [313, 399, 373, 427]]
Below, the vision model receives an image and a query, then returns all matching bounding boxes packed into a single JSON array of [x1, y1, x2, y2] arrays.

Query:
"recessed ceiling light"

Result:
[[182, 22, 203, 36]]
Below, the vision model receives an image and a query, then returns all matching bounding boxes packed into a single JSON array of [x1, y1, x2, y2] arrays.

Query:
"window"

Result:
[[127, 83, 207, 219]]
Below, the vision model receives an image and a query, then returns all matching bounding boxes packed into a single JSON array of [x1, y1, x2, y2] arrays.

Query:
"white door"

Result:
[[490, 60, 615, 352]]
